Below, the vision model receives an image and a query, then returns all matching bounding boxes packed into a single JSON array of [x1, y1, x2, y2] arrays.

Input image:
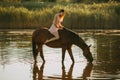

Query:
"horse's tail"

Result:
[[32, 37, 36, 58]]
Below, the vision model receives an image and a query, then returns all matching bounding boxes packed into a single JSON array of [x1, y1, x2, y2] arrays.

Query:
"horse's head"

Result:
[[83, 45, 93, 63]]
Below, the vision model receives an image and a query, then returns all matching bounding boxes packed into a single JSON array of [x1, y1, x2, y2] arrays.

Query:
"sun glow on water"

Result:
[[0, 62, 32, 80]]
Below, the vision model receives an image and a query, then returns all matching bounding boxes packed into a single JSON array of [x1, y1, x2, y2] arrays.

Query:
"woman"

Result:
[[45, 9, 66, 43]]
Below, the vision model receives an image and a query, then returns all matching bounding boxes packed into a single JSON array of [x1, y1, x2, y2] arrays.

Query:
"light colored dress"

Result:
[[45, 13, 64, 43], [48, 13, 63, 36]]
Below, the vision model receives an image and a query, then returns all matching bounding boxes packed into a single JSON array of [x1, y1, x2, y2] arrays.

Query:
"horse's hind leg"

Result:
[[33, 49, 39, 63], [67, 48, 75, 63], [62, 48, 66, 63], [38, 45, 45, 62]]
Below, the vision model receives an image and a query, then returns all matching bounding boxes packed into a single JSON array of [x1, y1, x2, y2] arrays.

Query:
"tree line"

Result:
[[1, 0, 120, 3]]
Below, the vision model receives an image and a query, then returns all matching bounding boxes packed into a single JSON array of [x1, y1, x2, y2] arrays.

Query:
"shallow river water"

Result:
[[0, 29, 120, 80]]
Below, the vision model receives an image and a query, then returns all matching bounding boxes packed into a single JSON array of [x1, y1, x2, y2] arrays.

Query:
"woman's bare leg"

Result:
[[45, 31, 59, 43]]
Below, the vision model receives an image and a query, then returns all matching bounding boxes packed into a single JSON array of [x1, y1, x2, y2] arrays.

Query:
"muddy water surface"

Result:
[[0, 30, 120, 80]]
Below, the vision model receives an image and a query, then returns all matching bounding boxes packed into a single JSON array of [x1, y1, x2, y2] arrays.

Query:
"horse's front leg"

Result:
[[67, 48, 75, 63], [38, 45, 45, 62], [62, 48, 66, 63]]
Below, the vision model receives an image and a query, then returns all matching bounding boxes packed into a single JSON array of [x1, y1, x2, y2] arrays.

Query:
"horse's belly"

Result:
[[45, 40, 64, 48]]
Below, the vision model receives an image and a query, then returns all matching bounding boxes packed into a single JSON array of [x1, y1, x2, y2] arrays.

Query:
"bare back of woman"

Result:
[[45, 9, 66, 43]]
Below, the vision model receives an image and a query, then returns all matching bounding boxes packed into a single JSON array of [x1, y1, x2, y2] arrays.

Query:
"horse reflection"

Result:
[[62, 63, 74, 80], [82, 63, 93, 80], [33, 62, 93, 80], [33, 62, 45, 80], [62, 63, 93, 80]]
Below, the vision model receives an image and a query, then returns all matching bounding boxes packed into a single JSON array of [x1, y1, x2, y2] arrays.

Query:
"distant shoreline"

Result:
[[0, 2, 120, 29], [0, 29, 120, 36]]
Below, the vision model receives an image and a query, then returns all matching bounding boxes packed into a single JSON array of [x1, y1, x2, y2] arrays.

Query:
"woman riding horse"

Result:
[[32, 9, 93, 63], [32, 28, 93, 63], [45, 9, 66, 43]]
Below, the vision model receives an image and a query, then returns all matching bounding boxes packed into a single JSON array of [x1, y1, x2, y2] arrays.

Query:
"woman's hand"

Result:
[[59, 25, 64, 29]]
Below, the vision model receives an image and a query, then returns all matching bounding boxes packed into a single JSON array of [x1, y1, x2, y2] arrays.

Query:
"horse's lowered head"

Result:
[[83, 45, 93, 63]]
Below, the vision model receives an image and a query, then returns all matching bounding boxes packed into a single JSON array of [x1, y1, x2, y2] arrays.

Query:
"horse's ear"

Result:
[[88, 44, 92, 48]]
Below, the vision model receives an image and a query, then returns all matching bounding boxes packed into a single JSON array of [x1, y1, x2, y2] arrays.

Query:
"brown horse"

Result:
[[32, 28, 93, 63]]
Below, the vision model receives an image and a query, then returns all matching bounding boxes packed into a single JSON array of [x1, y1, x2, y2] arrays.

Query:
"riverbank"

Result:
[[0, 29, 120, 36], [0, 2, 120, 29]]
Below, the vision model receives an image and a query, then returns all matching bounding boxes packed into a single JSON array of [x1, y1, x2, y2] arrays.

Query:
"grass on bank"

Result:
[[0, 2, 120, 29]]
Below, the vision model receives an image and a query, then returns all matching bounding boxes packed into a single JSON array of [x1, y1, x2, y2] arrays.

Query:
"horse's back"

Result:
[[59, 28, 79, 38], [32, 28, 54, 43], [32, 27, 78, 42], [33, 28, 48, 34]]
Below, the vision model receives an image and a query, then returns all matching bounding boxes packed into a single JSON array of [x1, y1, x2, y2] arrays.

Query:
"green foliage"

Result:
[[1, 0, 120, 3], [0, 2, 120, 29]]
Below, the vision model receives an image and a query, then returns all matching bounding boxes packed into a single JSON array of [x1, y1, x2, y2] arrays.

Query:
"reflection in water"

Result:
[[62, 63, 74, 80], [0, 31, 32, 65], [33, 62, 45, 80], [0, 30, 120, 80], [94, 35, 120, 79], [32, 62, 93, 80], [96, 35, 120, 62], [82, 63, 93, 80]]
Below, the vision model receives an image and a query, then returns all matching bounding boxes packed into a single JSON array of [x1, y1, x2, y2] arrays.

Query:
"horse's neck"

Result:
[[80, 42, 88, 51], [74, 37, 88, 51], [60, 28, 88, 50]]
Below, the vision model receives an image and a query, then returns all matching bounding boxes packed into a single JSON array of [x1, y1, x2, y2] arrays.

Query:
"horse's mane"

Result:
[[60, 28, 79, 37], [62, 28, 88, 47]]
